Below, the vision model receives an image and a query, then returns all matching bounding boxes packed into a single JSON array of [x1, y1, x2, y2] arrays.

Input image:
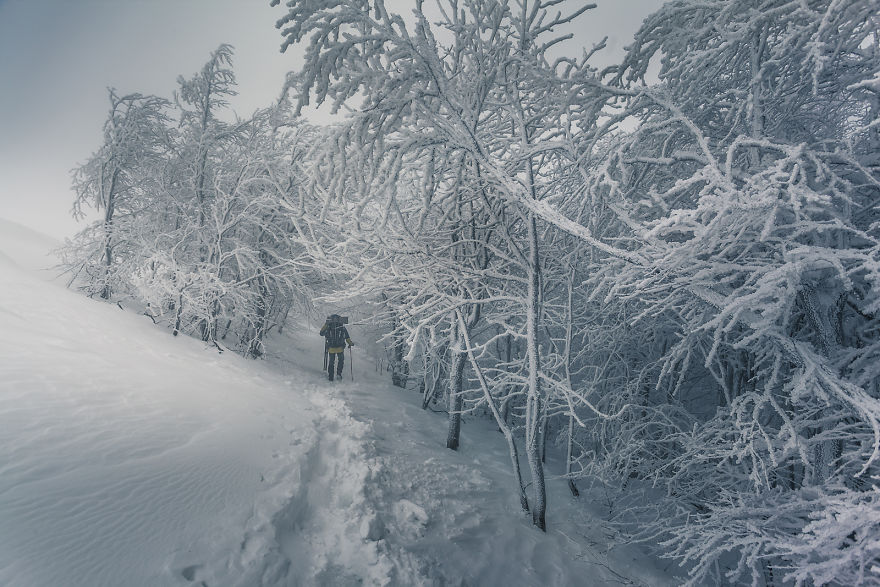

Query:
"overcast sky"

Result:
[[0, 0, 664, 240]]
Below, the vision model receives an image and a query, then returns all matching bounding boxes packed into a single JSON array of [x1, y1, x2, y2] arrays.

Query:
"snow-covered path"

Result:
[[0, 219, 678, 586], [266, 333, 677, 586]]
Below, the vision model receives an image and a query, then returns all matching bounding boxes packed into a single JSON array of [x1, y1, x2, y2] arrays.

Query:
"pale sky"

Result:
[[0, 0, 664, 240]]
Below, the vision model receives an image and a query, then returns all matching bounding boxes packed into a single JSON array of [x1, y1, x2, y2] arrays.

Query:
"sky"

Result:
[[0, 0, 664, 240]]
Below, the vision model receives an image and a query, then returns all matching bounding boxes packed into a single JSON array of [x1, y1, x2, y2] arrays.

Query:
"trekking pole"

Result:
[[349, 346, 354, 381]]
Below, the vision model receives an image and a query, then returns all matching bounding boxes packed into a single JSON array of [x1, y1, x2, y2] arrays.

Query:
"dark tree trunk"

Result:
[[446, 345, 466, 451]]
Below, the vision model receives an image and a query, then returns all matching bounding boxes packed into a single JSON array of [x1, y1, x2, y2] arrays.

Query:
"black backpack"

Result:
[[326, 323, 347, 347]]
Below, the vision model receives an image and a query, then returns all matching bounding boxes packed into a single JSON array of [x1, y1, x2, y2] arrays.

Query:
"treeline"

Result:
[[66, 1, 880, 584], [62, 45, 322, 357]]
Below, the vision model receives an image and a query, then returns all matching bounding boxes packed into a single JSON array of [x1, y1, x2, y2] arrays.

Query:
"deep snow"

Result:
[[0, 218, 680, 586]]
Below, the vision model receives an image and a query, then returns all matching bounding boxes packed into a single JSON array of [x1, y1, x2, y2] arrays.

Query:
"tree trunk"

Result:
[[446, 300, 482, 449], [446, 340, 467, 451], [100, 170, 119, 300], [525, 212, 546, 531], [246, 277, 269, 358], [566, 413, 579, 497], [498, 332, 513, 429], [563, 269, 579, 497], [391, 321, 409, 388], [173, 293, 184, 336], [540, 410, 548, 464], [456, 310, 530, 513]]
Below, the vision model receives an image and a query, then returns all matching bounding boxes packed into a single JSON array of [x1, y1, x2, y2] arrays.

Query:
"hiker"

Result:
[[320, 314, 353, 381]]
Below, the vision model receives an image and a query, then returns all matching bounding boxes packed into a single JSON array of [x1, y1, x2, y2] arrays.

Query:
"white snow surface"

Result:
[[0, 218, 678, 586]]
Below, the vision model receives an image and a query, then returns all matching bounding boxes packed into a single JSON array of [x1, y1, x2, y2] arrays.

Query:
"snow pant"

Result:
[[328, 351, 344, 380]]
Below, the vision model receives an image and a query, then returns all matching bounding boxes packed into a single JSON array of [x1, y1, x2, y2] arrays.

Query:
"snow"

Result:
[[0, 217, 677, 585], [324, 367, 682, 586]]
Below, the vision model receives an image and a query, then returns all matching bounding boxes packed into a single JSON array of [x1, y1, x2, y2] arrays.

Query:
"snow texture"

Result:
[[0, 218, 677, 586]]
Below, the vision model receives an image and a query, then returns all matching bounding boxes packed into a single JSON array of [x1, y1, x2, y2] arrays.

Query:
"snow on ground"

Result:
[[0, 218, 681, 586], [0, 219, 60, 277], [0, 220, 389, 586], [268, 330, 682, 586]]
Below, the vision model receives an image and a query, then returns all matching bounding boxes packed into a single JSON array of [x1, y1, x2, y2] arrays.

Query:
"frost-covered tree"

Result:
[[65, 47, 320, 359], [273, 0, 880, 580], [65, 89, 169, 299], [272, 0, 616, 531], [558, 1, 880, 584], [133, 101, 318, 350], [163, 44, 246, 342]]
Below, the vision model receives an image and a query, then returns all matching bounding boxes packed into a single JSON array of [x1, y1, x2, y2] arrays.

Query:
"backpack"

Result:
[[326, 323, 347, 347]]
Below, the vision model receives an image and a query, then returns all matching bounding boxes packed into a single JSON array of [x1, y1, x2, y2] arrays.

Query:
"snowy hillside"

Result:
[[0, 219, 678, 585], [0, 218, 60, 275], [0, 220, 379, 585]]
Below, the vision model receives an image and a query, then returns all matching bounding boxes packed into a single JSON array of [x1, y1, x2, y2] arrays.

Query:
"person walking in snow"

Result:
[[320, 314, 353, 381]]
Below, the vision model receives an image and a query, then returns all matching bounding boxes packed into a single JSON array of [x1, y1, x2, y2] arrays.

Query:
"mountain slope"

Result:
[[0, 222, 394, 586]]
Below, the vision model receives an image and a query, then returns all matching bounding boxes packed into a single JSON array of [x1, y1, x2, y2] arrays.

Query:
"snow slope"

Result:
[[0, 218, 680, 585], [0, 221, 393, 586], [0, 219, 59, 276]]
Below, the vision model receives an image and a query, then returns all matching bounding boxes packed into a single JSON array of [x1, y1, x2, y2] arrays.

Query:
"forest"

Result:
[[60, 1, 880, 585]]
